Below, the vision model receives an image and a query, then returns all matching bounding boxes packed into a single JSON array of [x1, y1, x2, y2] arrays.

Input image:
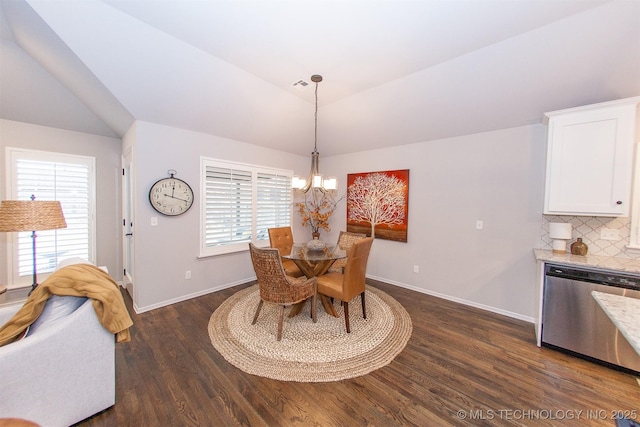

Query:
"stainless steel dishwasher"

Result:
[[542, 263, 640, 373]]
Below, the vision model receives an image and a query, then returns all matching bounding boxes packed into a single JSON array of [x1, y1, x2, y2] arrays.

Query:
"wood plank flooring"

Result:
[[77, 280, 640, 427]]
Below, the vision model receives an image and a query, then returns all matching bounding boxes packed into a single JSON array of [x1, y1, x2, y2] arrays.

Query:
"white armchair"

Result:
[[0, 298, 115, 426]]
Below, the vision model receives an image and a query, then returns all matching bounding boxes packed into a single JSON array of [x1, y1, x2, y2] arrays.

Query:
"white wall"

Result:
[[1, 118, 547, 321], [0, 119, 122, 285], [324, 124, 547, 320], [129, 121, 310, 312], [130, 121, 546, 320]]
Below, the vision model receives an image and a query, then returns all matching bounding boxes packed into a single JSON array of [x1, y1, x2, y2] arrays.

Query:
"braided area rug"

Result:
[[208, 284, 412, 382]]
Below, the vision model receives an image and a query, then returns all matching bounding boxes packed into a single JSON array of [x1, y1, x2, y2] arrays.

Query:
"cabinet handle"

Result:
[[616, 201, 623, 205]]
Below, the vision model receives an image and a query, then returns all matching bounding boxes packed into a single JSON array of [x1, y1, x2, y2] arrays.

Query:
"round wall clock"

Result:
[[149, 170, 194, 216]]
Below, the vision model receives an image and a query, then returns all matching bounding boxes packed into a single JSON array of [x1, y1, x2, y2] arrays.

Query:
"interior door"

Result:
[[122, 149, 135, 295]]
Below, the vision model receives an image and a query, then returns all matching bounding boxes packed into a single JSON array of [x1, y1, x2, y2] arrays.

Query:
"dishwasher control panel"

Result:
[[545, 264, 640, 291]]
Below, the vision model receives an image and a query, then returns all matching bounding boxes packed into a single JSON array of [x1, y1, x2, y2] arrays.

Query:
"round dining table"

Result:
[[283, 243, 346, 317]]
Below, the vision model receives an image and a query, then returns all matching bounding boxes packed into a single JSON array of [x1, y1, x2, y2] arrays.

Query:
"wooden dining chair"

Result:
[[316, 237, 374, 333], [328, 231, 367, 274], [248, 243, 317, 341], [268, 227, 304, 278]]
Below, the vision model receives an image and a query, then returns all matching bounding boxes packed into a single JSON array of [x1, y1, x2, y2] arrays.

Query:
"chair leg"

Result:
[[252, 300, 264, 325], [276, 305, 285, 341], [344, 301, 350, 333], [361, 291, 366, 319]]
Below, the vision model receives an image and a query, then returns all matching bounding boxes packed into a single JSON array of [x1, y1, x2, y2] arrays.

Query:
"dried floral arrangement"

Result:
[[295, 191, 343, 236]]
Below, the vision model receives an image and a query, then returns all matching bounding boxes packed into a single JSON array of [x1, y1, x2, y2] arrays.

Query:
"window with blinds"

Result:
[[201, 158, 292, 256], [6, 148, 96, 286]]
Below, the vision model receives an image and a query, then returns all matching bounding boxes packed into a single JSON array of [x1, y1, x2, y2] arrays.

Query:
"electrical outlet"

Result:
[[476, 220, 484, 230], [600, 228, 619, 241], [413, 265, 419, 273], [185, 270, 191, 280]]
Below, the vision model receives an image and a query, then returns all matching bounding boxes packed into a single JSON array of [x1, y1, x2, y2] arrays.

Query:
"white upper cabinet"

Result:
[[543, 97, 640, 216]]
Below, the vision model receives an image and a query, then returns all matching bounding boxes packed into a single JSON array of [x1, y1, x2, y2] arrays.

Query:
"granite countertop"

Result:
[[591, 291, 640, 356], [534, 249, 640, 274]]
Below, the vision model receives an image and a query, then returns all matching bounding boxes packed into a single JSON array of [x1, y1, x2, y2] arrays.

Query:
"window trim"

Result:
[[5, 147, 97, 287], [199, 157, 293, 257]]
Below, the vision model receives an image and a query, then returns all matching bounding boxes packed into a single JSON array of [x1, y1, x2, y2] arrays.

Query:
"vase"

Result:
[[570, 238, 588, 256], [307, 232, 325, 251]]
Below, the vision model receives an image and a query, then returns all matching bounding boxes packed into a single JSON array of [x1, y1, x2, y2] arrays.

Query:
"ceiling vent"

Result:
[[292, 79, 309, 90]]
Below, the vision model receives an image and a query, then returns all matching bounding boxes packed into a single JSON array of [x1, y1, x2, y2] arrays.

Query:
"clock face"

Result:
[[149, 177, 194, 216]]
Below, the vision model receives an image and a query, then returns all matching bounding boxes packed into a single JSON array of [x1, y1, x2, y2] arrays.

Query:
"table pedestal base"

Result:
[[288, 258, 340, 318], [289, 295, 338, 318]]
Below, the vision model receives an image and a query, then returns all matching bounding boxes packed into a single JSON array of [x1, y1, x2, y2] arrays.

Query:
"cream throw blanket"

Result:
[[0, 264, 133, 346]]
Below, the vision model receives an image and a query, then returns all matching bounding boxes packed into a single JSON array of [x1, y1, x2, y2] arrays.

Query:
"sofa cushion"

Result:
[[26, 295, 87, 336]]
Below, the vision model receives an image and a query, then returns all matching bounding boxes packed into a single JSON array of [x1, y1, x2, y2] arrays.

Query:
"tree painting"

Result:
[[346, 169, 409, 242]]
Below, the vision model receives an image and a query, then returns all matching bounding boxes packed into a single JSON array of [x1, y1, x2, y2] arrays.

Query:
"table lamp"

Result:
[[549, 222, 572, 254], [0, 195, 67, 293]]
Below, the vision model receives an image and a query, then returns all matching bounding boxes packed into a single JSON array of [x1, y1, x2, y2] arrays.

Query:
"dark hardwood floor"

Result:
[[78, 280, 639, 427]]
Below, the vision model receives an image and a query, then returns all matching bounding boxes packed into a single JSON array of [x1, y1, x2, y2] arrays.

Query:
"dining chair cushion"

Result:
[[319, 238, 372, 302], [268, 227, 303, 278], [317, 237, 374, 332], [282, 259, 303, 278]]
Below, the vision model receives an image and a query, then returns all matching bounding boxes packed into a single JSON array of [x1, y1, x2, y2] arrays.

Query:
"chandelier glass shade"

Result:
[[292, 74, 337, 193]]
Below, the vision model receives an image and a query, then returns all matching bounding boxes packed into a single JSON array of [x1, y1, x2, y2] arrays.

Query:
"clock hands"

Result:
[[163, 193, 190, 203]]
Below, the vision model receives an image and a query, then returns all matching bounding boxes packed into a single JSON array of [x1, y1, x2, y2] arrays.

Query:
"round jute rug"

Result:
[[208, 284, 412, 382]]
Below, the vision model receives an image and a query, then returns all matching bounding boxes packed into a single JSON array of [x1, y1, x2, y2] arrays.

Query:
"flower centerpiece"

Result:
[[295, 192, 341, 244]]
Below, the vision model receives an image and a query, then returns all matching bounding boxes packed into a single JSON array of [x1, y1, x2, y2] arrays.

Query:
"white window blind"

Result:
[[6, 148, 96, 286], [201, 158, 292, 256], [256, 171, 294, 241], [204, 165, 253, 248]]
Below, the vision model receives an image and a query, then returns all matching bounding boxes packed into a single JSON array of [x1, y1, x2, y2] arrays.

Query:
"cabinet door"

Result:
[[544, 104, 636, 216]]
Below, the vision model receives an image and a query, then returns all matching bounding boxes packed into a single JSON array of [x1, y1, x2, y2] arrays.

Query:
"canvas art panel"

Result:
[[346, 169, 409, 242]]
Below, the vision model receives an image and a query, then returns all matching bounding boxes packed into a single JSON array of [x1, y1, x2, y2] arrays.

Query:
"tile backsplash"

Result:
[[541, 215, 640, 259]]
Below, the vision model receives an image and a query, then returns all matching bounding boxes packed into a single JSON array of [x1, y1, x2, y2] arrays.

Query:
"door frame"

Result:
[[121, 147, 135, 295]]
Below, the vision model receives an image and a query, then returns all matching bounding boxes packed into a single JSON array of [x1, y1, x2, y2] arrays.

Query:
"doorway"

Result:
[[122, 148, 135, 298]]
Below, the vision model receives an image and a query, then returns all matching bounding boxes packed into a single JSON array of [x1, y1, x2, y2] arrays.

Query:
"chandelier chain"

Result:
[[314, 80, 319, 153], [291, 74, 336, 193]]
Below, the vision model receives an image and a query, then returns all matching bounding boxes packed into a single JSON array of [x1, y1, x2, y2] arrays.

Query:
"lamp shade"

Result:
[[0, 200, 67, 232], [323, 177, 337, 191], [549, 222, 572, 240]]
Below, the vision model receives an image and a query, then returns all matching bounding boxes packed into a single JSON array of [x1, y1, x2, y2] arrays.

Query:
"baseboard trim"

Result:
[[130, 274, 534, 324], [0, 286, 29, 306], [132, 276, 256, 314], [366, 274, 535, 324]]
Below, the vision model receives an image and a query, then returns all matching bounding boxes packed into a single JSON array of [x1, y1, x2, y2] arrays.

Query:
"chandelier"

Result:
[[292, 74, 337, 193]]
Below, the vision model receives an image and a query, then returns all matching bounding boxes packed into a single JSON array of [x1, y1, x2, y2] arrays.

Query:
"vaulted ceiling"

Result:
[[1, 0, 638, 156]]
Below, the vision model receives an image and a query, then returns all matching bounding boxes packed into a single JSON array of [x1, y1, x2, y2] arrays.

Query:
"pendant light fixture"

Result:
[[292, 74, 337, 193]]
